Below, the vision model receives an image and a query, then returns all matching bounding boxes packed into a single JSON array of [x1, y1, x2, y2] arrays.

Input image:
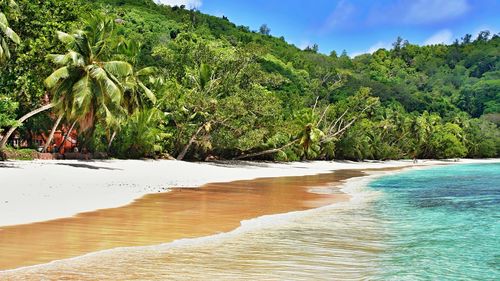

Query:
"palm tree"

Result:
[[45, 15, 158, 154], [106, 38, 159, 151], [44, 15, 134, 141], [0, 14, 122, 150], [42, 114, 63, 152], [0, 14, 156, 152], [176, 63, 217, 160], [0, 0, 20, 64]]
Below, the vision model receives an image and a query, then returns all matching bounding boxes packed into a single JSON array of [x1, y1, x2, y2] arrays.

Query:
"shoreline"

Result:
[[0, 159, 499, 276], [1, 168, 361, 270], [1, 159, 499, 227], [0, 167, 382, 275]]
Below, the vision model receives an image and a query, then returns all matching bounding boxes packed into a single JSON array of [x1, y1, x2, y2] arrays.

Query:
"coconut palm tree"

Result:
[[0, 0, 20, 64], [44, 15, 135, 140], [104, 38, 159, 151], [45, 15, 159, 153], [0, 14, 157, 152], [0, 14, 122, 150]]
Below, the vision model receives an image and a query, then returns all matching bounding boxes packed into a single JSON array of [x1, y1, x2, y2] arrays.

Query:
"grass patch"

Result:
[[1, 147, 38, 160]]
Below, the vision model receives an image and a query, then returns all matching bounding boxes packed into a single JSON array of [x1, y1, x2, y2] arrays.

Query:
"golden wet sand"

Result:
[[0, 169, 367, 271]]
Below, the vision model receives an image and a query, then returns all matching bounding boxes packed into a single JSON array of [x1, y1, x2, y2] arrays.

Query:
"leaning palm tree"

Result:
[[0, 13, 129, 149], [0, 0, 20, 64], [44, 14, 134, 142], [1, 14, 155, 151]]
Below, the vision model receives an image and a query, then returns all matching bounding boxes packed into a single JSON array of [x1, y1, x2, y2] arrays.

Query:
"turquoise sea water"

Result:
[[370, 163, 500, 280]]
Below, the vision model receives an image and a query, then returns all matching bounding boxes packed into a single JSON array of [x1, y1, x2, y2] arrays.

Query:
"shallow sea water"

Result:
[[370, 163, 500, 280]]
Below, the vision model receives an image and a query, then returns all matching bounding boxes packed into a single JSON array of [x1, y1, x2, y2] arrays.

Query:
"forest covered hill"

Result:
[[1, 0, 499, 160]]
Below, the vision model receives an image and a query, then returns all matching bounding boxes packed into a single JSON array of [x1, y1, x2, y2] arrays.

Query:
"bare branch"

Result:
[[328, 108, 349, 135], [316, 105, 330, 127]]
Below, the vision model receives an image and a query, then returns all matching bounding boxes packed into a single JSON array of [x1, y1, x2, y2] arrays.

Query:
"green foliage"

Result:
[[1, 0, 499, 160], [0, 0, 21, 64], [459, 79, 500, 117], [110, 108, 169, 158], [2, 146, 36, 160], [426, 123, 467, 159], [44, 14, 132, 132], [0, 95, 17, 130], [0, 0, 83, 108], [465, 118, 499, 158]]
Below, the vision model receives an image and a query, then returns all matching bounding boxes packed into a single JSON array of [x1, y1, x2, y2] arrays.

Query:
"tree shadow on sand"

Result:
[[0, 163, 18, 169], [55, 163, 122, 170]]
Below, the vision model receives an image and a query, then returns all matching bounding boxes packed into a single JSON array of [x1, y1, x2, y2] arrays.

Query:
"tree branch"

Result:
[[0, 103, 55, 149], [234, 139, 299, 160]]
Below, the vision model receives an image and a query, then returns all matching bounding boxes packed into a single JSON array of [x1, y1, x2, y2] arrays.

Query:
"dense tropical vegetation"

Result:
[[1, 0, 499, 160]]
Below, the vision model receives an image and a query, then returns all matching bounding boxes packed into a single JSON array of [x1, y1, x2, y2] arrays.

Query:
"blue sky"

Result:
[[157, 0, 500, 56]]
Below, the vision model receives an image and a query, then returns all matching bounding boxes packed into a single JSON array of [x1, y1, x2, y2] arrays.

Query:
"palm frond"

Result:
[[103, 61, 133, 77], [44, 66, 70, 88], [0, 37, 9, 62], [0, 12, 7, 26], [0, 13, 19, 44], [72, 74, 92, 108], [136, 66, 157, 77], [138, 81, 157, 104], [89, 65, 122, 105], [57, 31, 76, 45], [102, 103, 115, 126], [47, 51, 84, 66]]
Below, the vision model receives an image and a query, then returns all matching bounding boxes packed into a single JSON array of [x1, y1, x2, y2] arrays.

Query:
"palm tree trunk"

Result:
[[177, 123, 206, 160], [107, 130, 117, 152], [42, 115, 63, 153], [57, 120, 77, 153], [0, 103, 54, 149]]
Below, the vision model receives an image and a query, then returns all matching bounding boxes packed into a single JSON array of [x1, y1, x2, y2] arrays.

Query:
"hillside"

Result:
[[1, 0, 499, 160]]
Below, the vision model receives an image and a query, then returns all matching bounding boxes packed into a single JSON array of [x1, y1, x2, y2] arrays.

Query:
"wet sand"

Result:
[[0, 169, 365, 271], [2, 159, 433, 227]]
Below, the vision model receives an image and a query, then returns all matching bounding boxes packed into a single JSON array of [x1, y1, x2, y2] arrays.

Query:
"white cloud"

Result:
[[367, 41, 391, 53], [350, 41, 391, 57], [155, 0, 202, 9], [424, 29, 453, 45], [298, 40, 313, 50], [349, 51, 364, 58], [404, 0, 468, 24], [472, 25, 497, 38]]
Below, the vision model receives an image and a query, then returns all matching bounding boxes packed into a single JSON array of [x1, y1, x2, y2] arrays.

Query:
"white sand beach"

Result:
[[0, 159, 499, 227]]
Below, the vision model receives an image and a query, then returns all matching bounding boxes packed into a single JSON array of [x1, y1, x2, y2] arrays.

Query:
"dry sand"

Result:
[[0, 159, 498, 227]]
